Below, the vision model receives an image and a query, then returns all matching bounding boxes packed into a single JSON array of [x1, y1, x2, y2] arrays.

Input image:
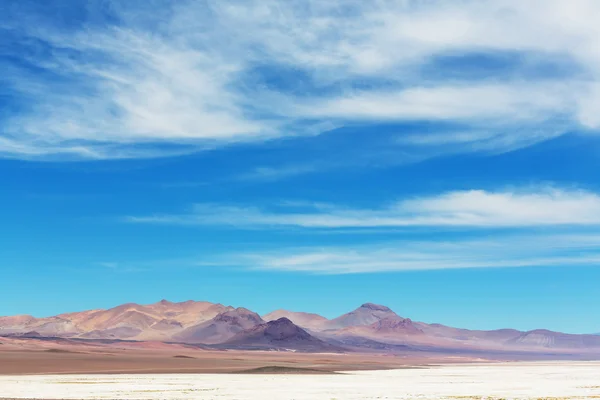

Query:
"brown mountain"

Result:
[[3, 300, 600, 355], [367, 316, 423, 334], [222, 318, 343, 352], [413, 322, 523, 345], [75, 300, 233, 340], [323, 303, 399, 330], [0, 300, 232, 341], [262, 310, 328, 331], [317, 315, 428, 352], [505, 329, 600, 350], [0, 315, 36, 329], [339, 316, 424, 338], [174, 308, 264, 344], [0, 315, 81, 337], [0, 315, 44, 335]]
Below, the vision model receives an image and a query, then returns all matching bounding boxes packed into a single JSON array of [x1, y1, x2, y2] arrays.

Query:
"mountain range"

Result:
[[2, 300, 599, 355]]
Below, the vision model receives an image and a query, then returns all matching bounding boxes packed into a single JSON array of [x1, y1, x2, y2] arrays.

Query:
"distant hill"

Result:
[[505, 329, 600, 349], [0, 300, 232, 341], [2, 299, 600, 355], [221, 318, 343, 352], [323, 303, 399, 330], [174, 308, 263, 344], [262, 310, 328, 331]]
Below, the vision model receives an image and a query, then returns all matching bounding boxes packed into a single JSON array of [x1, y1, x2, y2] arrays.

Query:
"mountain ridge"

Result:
[[2, 300, 599, 354]]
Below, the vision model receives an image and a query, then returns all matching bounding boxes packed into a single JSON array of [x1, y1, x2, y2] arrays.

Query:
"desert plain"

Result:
[[1, 361, 600, 400]]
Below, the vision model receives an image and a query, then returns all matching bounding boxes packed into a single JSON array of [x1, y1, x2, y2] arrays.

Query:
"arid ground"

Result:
[[0, 347, 434, 375], [1, 362, 600, 399], [3, 334, 576, 376]]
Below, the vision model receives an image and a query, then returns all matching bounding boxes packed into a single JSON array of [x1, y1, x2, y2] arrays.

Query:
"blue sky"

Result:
[[2, 0, 600, 334]]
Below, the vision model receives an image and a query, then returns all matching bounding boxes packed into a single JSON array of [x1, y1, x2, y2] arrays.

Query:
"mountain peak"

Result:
[[262, 310, 329, 331], [369, 316, 423, 335], [222, 317, 343, 352], [226, 317, 308, 343], [233, 307, 255, 314], [325, 303, 398, 330], [213, 308, 263, 324], [270, 317, 293, 325], [360, 303, 392, 312]]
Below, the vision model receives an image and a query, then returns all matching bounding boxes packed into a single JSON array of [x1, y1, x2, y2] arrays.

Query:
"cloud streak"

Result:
[[128, 186, 600, 229], [2, 0, 600, 159], [206, 232, 600, 274]]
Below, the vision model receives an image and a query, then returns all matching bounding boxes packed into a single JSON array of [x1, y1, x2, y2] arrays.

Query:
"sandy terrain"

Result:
[[1, 362, 599, 399], [0, 336, 487, 375], [4, 336, 588, 377], [0, 346, 440, 375]]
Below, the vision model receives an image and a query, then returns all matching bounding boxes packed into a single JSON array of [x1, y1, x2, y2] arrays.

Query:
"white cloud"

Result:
[[210, 233, 600, 274], [235, 164, 319, 182], [128, 186, 600, 229], [296, 84, 573, 123], [3, 0, 600, 159], [2, 27, 279, 159]]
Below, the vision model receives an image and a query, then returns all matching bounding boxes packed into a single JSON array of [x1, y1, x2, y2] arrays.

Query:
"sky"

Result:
[[1, 0, 600, 334]]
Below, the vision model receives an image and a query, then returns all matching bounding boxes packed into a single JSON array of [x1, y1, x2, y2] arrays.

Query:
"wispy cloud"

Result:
[[235, 164, 319, 182], [218, 233, 600, 274], [127, 186, 600, 229], [2, 1, 600, 159], [97, 262, 119, 270], [297, 84, 573, 123]]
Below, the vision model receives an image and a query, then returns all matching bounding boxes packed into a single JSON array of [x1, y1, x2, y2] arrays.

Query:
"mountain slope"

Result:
[[0, 315, 42, 335], [222, 318, 343, 352], [174, 308, 264, 344], [0, 300, 233, 341], [324, 303, 399, 330], [414, 322, 523, 344], [263, 310, 328, 331], [506, 329, 600, 350], [73, 300, 233, 340], [337, 316, 424, 339]]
